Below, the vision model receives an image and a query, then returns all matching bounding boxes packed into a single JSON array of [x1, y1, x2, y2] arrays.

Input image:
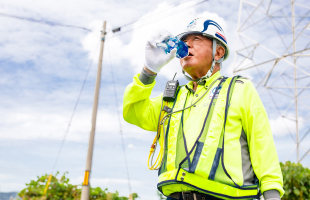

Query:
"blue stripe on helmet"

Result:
[[202, 20, 223, 32], [215, 33, 227, 44]]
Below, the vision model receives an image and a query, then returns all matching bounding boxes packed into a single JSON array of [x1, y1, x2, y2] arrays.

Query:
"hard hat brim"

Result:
[[176, 31, 213, 41]]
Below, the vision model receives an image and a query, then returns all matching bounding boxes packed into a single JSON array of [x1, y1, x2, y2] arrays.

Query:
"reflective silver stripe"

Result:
[[240, 129, 255, 185]]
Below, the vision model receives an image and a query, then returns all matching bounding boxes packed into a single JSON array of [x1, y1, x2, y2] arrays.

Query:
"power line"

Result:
[[1, 0, 206, 37], [0, 12, 92, 32], [51, 43, 100, 174], [111, 0, 196, 32], [106, 40, 132, 195], [110, 0, 209, 37]]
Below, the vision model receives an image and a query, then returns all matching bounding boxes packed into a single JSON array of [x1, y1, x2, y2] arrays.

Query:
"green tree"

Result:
[[18, 172, 137, 200], [280, 161, 310, 200]]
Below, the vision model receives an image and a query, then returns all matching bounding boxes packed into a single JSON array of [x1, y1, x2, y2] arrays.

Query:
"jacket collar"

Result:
[[186, 71, 222, 91]]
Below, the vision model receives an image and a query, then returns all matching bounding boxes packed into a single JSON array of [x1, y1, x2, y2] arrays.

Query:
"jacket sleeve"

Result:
[[239, 79, 284, 197], [123, 74, 162, 132]]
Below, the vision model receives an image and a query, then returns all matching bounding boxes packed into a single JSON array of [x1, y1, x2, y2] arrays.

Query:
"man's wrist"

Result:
[[143, 66, 157, 75], [139, 67, 157, 85]]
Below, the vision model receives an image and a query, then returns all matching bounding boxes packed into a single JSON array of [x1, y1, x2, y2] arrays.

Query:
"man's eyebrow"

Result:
[[194, 34, 205, 39]]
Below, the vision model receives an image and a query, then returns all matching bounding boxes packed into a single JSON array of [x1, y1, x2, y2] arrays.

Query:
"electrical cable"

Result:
[[160, 77, 222, 125], [111, 0, 209, 37], [0, 12, 92, 32], [109, 0, 209, 38], [110, 0, 196, 31], [50, 43, 100, 174], [148, 99, 166, 170], [0, 0, 200, 35], [149, 76, 223, 170], [159, 77, 222, 152], [1, 0, 207, 38], [106, 40, 132, 194]]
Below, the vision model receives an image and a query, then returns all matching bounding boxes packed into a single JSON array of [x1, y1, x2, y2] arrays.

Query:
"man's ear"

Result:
[[214, 46, 225, 61]]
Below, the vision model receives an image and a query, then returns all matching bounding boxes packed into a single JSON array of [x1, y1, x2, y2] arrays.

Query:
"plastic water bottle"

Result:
[[156, 37, 189, 59]]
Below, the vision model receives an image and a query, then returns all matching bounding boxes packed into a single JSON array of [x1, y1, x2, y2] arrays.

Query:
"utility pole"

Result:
[[81, 21, 106, 200]]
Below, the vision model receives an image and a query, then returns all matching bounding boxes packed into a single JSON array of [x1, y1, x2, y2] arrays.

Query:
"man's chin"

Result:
[[181, 65, 194, 73]]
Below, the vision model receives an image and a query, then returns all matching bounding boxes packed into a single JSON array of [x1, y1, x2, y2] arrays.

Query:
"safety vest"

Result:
[[157, 76, 260, 200]]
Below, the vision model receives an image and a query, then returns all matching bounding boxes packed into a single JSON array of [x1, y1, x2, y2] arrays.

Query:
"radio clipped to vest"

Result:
[[163, 72, 179, 102]]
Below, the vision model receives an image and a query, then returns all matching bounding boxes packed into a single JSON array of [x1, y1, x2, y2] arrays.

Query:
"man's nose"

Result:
[[185, 40, 192, 48]]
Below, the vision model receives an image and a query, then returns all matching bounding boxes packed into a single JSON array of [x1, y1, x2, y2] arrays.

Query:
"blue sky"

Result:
[[0, 0, 310, 199]]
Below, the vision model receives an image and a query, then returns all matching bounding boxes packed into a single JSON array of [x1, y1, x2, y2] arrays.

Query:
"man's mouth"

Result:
[[186, 52, 194, 58]]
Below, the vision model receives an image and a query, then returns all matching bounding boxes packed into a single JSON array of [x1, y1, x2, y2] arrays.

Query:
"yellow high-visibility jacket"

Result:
[[123, 71, 284, 199]]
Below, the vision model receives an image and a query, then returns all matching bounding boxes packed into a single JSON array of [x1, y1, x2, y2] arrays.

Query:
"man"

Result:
[[123, 17, 284, 200]]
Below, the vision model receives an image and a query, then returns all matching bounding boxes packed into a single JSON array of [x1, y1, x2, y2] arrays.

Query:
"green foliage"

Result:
[[89, 187, 107, 200], [130, 193, 138, 199], [18, 172, 137, 200], [281, 161, 310, 200], [18, 172, 79, 200]]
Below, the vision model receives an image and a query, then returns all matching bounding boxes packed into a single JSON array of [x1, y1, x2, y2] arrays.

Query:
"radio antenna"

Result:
[[172, 72, 177, 80]]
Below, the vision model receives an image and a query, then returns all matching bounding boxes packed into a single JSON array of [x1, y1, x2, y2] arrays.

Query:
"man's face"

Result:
[[180, 34, 213, 75]]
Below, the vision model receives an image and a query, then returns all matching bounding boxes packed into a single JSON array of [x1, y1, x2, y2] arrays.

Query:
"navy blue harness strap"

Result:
[[209, 147, 222, 180], [189, 141, 204, 173], [178, 77, 226, 170], [220, 76, 259, 194]]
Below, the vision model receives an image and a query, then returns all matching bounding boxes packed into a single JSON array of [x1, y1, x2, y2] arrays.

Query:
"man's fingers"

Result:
[[148, 29, 173, 47], [170, 48, 177, 57]]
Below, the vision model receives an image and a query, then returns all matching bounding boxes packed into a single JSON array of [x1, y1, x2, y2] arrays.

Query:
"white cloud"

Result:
[[0, 105, 153, 141], [2, 1, 309, 199], [0, 173, 14, 180], [270, 115, 304, 136], [82, 4, 229, 80]]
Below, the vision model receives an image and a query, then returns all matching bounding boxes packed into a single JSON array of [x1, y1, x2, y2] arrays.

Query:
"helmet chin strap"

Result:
[[182, 38, 224, 82]]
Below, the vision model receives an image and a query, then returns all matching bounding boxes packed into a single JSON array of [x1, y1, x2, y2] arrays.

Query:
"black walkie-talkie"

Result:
[[163, 72, 179, 102]]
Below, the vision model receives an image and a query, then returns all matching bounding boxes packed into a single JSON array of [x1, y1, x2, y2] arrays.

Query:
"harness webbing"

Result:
[[220, 76, 258, 191], [179, 78, 227, 169]]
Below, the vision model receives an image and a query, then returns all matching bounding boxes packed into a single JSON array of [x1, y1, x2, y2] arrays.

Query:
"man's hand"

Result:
[[144, 29, 176, 74]]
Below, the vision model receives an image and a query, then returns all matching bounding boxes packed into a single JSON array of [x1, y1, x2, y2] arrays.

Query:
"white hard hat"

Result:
[[177, 17, 229, 60], [177, 17, 229, 81]]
